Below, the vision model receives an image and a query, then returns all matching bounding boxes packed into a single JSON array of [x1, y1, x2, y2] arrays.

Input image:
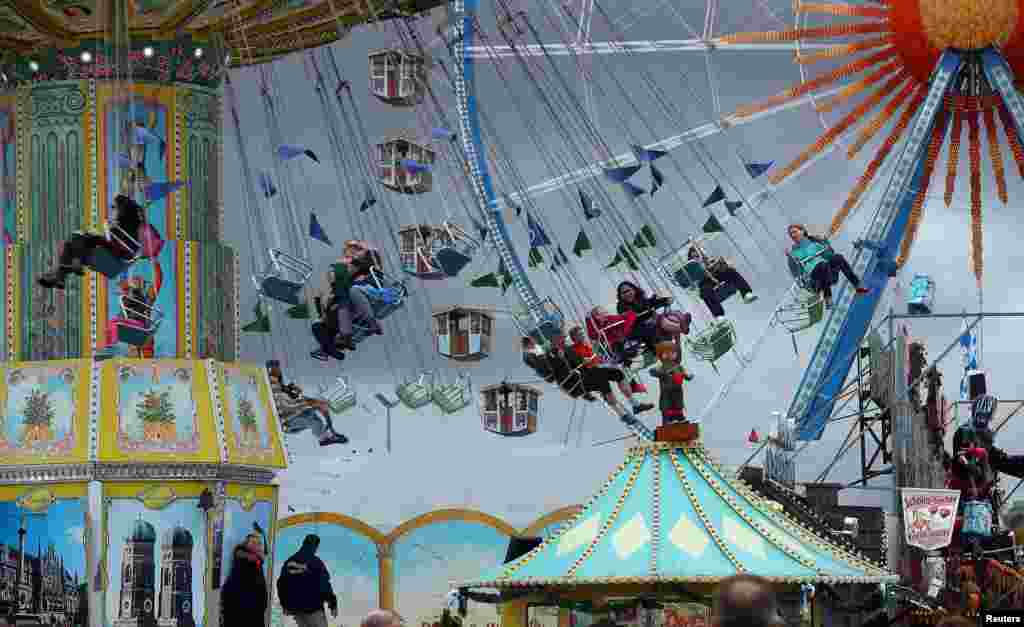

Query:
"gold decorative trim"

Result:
[[136, 484, 178, 509]]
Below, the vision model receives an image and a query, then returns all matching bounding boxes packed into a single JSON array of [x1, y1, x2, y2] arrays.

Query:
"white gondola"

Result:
[[87, 221, 142, 278], [432, 305, 493, 362], [480, 383, 541, 437], [319, 376, 357, 414], [255, 248, 313, 306], [398, 224, 449, 280], [115, 294, 164, 347], [377, 131, 435, 194], [368, 49, 428, 107]]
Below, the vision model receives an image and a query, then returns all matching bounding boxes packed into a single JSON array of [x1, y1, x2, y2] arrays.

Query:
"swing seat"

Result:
[[435, 247, 473, 277], [259, 248, 313, 306], [115, 295, 163, 347], [321, 377, 357, 414], [686, 319, 736, 363], [514, 299, 564, 342], [779, 290, 825, 333], [397, 378, 433, 409], [671, 260, 707, 290], [433, 383, 470, 414], [260, 276, 305, 305], [86, 222, 142, 279]]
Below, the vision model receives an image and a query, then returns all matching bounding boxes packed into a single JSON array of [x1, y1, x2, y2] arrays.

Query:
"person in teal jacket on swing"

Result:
[[786, 223, 870, 308]]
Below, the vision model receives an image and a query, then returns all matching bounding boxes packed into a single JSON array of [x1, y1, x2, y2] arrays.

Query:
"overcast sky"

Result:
[[221, 0, 1024, 532]]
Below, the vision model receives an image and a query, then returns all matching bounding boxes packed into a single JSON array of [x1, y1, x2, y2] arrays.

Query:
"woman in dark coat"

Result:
[[221, 531, 269, 626]]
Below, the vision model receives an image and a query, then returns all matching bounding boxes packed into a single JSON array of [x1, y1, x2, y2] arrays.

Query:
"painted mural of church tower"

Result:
[[114, 518, 159, 627], [157, 525, 195, 627]]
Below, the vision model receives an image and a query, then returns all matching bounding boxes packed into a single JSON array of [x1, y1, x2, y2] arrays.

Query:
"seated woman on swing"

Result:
[[686, 243, 757, 319], [614, 281, 691, 351], [38, 194, 146, 290], [313, 240, 384, 355], [786, 224, 869, 308]]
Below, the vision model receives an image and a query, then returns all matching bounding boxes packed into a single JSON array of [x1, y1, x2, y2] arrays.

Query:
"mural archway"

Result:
[[271, 505, 582, 626], [271, 513, 384, 627]]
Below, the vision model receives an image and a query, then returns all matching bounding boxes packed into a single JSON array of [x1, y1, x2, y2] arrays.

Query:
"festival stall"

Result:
[[458, 437, 896, 627]]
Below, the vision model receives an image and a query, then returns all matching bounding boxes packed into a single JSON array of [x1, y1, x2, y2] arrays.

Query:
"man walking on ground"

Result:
[[277, 534, 338, 627], [712, 574, 783, 627]]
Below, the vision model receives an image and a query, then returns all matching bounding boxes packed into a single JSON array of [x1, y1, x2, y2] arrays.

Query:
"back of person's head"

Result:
[[301, 534, 320, 552], [362, 609, 402, 627], [713, 575, 781, 627]]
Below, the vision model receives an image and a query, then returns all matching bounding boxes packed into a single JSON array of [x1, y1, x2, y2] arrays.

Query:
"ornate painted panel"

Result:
[[392, 521, 507, 627], [27, 81, 89, 243], [179, 86, 222, 243], [0, 359, 91, 465], [0, 94, 16, 240], [102, 482, 210, 627], [0, 483, 90, 625], [97, 83, 176, 239], [96, 359, 220, 463], [216, 363, 287, 468], [12, 241, 85, 360], [271, 516, 380, 627], [195, 242, 238, 362]]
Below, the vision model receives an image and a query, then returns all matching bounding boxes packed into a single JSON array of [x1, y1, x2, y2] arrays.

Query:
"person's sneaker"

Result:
[[335, 334, 355, 351], [37, 271, 65, 290], [310, 349, 330, 361], [319, 432, 349, 446], [633, 402, 655, 415], [742, 293, 759, 304], [630, 382, 647, 394]]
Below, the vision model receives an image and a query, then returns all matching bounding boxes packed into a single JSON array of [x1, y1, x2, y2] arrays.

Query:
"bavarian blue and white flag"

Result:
[[958, 315, 978, 401]]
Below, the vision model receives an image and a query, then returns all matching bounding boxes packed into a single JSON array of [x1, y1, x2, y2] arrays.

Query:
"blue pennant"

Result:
[[278, 144, 319, 163], [631, 144, 668, 163], [431, 127, 455, 140], [622, 181, 646, 197], [650, 164, 665, 196], [144, 180, 187, 202], [702, 185, 725, 207], [526, 212, 551, 247], [603, 164, 643, 183], [309, 212, 332, 245], [744, 161, 773, 179]]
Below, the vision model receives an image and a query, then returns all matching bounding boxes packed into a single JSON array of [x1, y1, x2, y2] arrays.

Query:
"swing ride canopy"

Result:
[[462, 440, 896, 588], [0, 0, 445, 81]]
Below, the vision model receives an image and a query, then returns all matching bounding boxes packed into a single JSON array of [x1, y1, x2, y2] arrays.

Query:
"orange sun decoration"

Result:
[[722, 0, 1024, 284]]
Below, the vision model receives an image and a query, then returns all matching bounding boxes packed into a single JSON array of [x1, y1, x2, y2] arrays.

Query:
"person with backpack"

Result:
[[277, 534, 338, 627]]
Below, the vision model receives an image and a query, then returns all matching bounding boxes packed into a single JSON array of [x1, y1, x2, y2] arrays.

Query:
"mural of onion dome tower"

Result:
[[0, 0, 444, 626], [157, 526, 194, 627], [115, 518, 159, 627], [462, 436, 898, 623]]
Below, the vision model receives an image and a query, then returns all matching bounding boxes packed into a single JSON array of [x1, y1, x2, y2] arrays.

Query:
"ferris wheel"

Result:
[[422, 0, 1024, 445]]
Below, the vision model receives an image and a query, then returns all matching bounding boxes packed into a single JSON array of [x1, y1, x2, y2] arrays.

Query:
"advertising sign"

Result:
[[901, 488, 960, 550]]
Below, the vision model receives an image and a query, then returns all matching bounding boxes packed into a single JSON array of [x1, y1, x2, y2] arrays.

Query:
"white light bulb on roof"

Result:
[[28, 61, 39, 72], [194, 48, 203, 58], [143, 46, 155, 58], [80, 51, 92, 63]]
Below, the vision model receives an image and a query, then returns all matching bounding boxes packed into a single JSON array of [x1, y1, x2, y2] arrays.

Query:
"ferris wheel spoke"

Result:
[[505, 84, 847, 205], [464, 39, 836, 58]]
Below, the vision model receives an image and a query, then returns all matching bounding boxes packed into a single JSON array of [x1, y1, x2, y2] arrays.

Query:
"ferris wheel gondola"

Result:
[[377, 131, 436, 194], [368, 49, 429, 107], [432, 305, 493, 361], [479, 382, 541, 437]]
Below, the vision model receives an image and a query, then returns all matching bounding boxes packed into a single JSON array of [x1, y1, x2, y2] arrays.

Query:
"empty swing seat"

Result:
[[686, 320, 736, 367], [779, 289, 825, 333], [397, 375, 433, 409], [322, 377, 357, 414], [259, 249, 313, 306], [514, 299, 565, 342], [433, 382, 470, 414], [87, 224, 142, 279], [115, 295, 164, 346]]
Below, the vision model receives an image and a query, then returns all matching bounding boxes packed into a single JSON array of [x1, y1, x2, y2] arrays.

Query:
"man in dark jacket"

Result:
[[277, 534, 337, 627]]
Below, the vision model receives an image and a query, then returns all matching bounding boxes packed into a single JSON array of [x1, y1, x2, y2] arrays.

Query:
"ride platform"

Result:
[[655, 421, 699, 443]]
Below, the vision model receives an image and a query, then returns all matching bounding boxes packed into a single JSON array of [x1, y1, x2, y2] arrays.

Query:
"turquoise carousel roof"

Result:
[[466, 440, 897, 587]]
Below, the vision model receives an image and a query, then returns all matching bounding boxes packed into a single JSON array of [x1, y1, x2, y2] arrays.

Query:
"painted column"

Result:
[[378, 542, 395, 611]]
